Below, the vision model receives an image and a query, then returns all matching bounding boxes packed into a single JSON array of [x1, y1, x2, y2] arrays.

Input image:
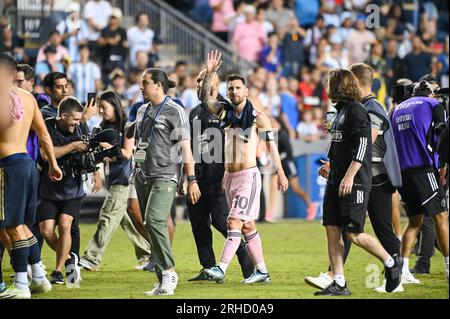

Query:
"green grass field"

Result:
[[2, 220, 449, 299]]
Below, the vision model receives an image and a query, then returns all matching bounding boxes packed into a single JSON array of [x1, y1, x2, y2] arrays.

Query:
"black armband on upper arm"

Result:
[[261, 130, 275, 142]]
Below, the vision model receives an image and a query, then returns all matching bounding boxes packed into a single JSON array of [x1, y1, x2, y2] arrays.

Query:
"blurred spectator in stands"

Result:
[[131, 51, 150, 74], [260, 77, 281, 117], [35, 45, 65, 84], [233, 5, 267, 63], [67, 44, 102, 104], [385, 4, 407, 42], [83, 0, 112, 54], [384, 39, 403, 91], [281, 17, 306, 78], [148, 38, 163, 68], [265, 0, 296, 36], [67, 78, 75, 97], [436, 1, 449, 42], [435, 36, 449, 87], [227, 0, 246, 43], [312, 106, 326, 132], [346, 14, 376, 63], [180, 73, 200, 112], [321, 0, 343, 27], [402, 35, 432, 82], [278, 76, 299, 138], [36, 30, 69, 67], [320, 32, 349, 70], [296, 109, 321, 142], [98, 8, 128, 83], [15, 64, 35, 93], [210, 0, 235, 42], [173, 60, 188, 86], [191, 0, 213, 28], [294, 0, 320, 29], [261, 32, 283, 75], [288, 77, 299, 100], [366, 41, 388, 78], [338, 12, 354, 41], [0, 23, 28, 64], [56, 1, 89, 63], [127, 12, 155, 68], [108, 68, 128, 108], [399, 0, 420, 32], [304, 14, 325, 66], [167, 72, 185, 108], [126, 69, 143, 107], [298, 66, 327, 111], [256, 4, 275, 37]]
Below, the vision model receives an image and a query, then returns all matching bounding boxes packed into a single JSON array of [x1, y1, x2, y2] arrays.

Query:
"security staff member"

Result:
[[185, 70, 253, 282]]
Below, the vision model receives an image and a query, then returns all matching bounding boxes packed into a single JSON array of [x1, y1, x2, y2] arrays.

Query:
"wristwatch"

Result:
[[187, 175, 197, 183]]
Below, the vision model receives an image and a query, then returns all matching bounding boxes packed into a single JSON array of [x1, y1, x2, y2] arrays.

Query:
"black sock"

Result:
[[10, 240, 29, 273], [70, 220, 80, 259], [27, 236, 41, 265]]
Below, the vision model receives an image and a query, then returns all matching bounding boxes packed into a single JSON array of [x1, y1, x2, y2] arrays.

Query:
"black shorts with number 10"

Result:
[[322, 183, 369, 233]]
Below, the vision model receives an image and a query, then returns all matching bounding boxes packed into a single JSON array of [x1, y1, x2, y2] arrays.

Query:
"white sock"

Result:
[[30, 263, 45, 283], [14, 272, 29, 290], [383, 256, 395, 268], [397, 235, 402, 242], [402, 258, 410, 274], [444, 256, 449, 270], [333, 275, 346, 287], [256, 262, 268, 274], [219, 262, 229, 273]]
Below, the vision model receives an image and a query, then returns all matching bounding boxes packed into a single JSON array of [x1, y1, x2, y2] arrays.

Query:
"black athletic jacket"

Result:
[[328, 100, 372, 191]]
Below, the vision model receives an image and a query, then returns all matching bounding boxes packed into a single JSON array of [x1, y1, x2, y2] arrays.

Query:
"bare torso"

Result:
[[0, 87, 35, 158], [224, 123, 258, 173]]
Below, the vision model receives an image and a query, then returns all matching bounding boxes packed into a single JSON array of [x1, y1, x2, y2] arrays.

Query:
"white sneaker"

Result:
[[145, 283, 162, 296], [401, 272, 421, 284], [161, 270, 178, 295], [304, 272, 333, 290], [30, 277, 52, 294], [374, 280, 405, 293], [135, 257, 150, 271], [0, 285, 31, 299]]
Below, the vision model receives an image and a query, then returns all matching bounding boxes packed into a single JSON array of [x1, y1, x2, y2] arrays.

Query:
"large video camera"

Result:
[[60, 128, 122, 179]]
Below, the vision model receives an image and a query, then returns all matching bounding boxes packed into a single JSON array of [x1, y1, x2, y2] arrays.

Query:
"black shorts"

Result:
[[37, 198, 83, 222], [282, 158, 298, 179], [0, 154, 37, 228], [399, 167, 447, 218], [323, 184, 369, 233]]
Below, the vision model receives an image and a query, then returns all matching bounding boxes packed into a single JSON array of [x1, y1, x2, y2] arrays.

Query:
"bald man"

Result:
[[185, 69, 254, 282]]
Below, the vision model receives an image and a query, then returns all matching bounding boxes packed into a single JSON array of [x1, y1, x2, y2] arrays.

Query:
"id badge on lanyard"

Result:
[[135, 140, 149, 163]]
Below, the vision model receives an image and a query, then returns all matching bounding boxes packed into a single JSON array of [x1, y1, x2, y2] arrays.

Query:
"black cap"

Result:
[[419, 74, 439, 85]]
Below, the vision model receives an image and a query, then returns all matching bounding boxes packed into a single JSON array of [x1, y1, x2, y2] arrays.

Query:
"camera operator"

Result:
[[80, 91, 150, 272], [37, 97, 102, 285], [408, 74, 448, 275], [391, 80, 449, 283]]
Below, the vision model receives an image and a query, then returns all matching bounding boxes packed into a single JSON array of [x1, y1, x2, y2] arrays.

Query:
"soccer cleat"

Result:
[[160, 270, 178, 295], [30, 277, 52, 294], [410, 261, 430, 274], [242, 270, 271, 284], [304, 272, 333, 290], [49, 271, 64, 285], [384, 257, 401, 293], [314, 281, 351, 296], [401, 272, 421, 284], [188, 269, 212, 281], [0, 285, 31, 299], [0, 282, 6, 294], [79, 258, 99, 272], [142, 260, 155, 272], [374, 280, 404, 293], [66, 253, 82, 286], [204, 266, 225, 284], [145, 283, 162, 296]]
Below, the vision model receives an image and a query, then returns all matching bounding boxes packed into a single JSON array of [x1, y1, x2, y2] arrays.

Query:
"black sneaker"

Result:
[[385, 255, 401, 293], [49, 271, 64, 285], [410, 260, 430, 274], [188, 269, 211, 282], [314, 281, 351, 296]]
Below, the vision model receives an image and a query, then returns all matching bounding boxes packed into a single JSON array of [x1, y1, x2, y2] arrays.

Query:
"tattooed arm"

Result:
[[200, 50, 223, 115]]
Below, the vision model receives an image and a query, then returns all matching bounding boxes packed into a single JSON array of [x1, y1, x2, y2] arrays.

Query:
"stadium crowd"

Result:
[[0, 0, 448, 298]]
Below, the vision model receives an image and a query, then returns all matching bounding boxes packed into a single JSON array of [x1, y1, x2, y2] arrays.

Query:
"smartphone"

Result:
[[87, 92, 97, 104]]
